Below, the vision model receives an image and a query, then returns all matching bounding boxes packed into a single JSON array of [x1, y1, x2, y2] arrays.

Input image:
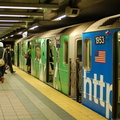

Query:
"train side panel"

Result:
[[53, 35, 69, 95], [82, 30, 114, 119], [19, 41, 28, 71], [14, 43, 18, 66], [40, 38, 47, 82], [31, 39, 41, 78]]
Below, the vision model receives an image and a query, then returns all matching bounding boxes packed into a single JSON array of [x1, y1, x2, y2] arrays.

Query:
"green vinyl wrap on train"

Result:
[[14, 35, 69, 95], [53, 35, 69, 94]]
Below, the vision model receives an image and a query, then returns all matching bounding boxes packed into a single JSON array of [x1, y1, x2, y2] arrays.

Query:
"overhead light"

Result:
[[0, 3, 58, 10], [10, 35, 14, 37], [52, 15, 66, 21], [0, 15, 26, 17], [22, 31, 28, 38], [0, 6, 39, 10], [29, 25, 39, 30], [17, 31, 23, 34]]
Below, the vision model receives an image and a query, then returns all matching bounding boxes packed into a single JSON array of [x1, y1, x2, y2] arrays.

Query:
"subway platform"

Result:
[[0, 66, 107, 120]]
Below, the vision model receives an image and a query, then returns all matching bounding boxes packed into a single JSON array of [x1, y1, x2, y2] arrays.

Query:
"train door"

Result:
[[34, 40, 41, 78], [76, 40, 82, 102], [27, 41, 31, 73], [53, 35, 69, 95], [41, 38, 47, 82], [19, 41, 27, 70], [69, 39, 82, 102], [113, 31, 120, 119], [14, 43, 19, 67], [17, 43, 19, 67], [46, 39, 54, 86]]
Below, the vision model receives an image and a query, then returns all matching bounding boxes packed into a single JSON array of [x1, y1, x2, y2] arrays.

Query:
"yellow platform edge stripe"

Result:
[[14, 66, 107, 120]]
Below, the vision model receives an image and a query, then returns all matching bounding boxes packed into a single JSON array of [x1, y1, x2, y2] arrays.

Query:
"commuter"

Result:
[[6, 44, 15, 73], [26, 47, 31, 73], [0, 42, 7, 82]]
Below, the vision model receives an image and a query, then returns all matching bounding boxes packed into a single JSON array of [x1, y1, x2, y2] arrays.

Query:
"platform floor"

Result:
[[0, 66, 107, 120]]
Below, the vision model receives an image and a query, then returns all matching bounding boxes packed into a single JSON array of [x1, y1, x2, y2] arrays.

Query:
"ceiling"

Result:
[[0, 0, 120, 42]]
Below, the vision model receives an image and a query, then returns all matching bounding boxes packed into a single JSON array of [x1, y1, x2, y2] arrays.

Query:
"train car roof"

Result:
[[33, 22, 94, 39], [85, 14, 120, 32], [31, 24, 77, 40], [15, 34, 35, 43], [19, 25, 76, 41], [60, 21, 95, 37]]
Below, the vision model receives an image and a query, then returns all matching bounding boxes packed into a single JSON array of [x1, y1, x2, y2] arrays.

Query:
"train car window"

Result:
[[77, 40, 82, 62], [101, 17, 119, 26], [84, 39, 91, 70], [64, 40, 68, 65]]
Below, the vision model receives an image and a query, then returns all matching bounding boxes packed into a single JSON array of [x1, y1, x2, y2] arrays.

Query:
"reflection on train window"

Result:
[[84, 39, 91, 70], [77, 40, 82, 62], [64, 40, 68, 65]]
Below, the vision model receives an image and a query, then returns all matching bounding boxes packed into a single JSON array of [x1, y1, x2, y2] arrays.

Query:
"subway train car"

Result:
[[14, 36, 33, 71], [14, 14, 120, 119], [14, 21, 94, 101], [82, 14, 120, 119], [53, 21, 94, 98]]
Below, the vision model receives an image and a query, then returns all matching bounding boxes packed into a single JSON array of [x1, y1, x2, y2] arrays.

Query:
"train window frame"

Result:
[[64, 40, 68, 65], [83, 39, 91, 70], [76, 39, 82, 62]]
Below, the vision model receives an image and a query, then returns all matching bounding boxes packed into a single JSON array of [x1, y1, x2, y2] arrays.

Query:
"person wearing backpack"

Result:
[[0, 42, 7, 83]]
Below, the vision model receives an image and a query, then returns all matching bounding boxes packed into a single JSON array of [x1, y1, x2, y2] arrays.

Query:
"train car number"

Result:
[[95, 36, 105, 44]]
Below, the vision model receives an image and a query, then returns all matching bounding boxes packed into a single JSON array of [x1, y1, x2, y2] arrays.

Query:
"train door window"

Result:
[[77, 40, 82, 62], [83, 39, 91, 70], [64, 40, 68, 65]]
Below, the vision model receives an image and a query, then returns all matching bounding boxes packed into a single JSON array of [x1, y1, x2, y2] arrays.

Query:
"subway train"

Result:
[[14, 14, 120, 120]]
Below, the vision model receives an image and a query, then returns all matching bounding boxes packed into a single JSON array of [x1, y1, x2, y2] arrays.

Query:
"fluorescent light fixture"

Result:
[[53, 15, 66, 21], [0, 15, 26, 17], [29, 25, 39, 30], [17, 31, 23, 34], [22, 31, 28, 38], [0, 6, 39, 10], [10, 34, 14, 37]]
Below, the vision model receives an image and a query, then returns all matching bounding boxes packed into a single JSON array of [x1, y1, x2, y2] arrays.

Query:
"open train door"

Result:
[[76, 40, 82, 102], [113, 31, 120, 119], [46, 39, 54, 86], [69, 39, 82, 102]]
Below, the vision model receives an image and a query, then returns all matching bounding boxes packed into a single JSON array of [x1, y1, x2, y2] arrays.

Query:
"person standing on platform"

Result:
[[6, 44, 15, 73], [0, 42, 7, 83]]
